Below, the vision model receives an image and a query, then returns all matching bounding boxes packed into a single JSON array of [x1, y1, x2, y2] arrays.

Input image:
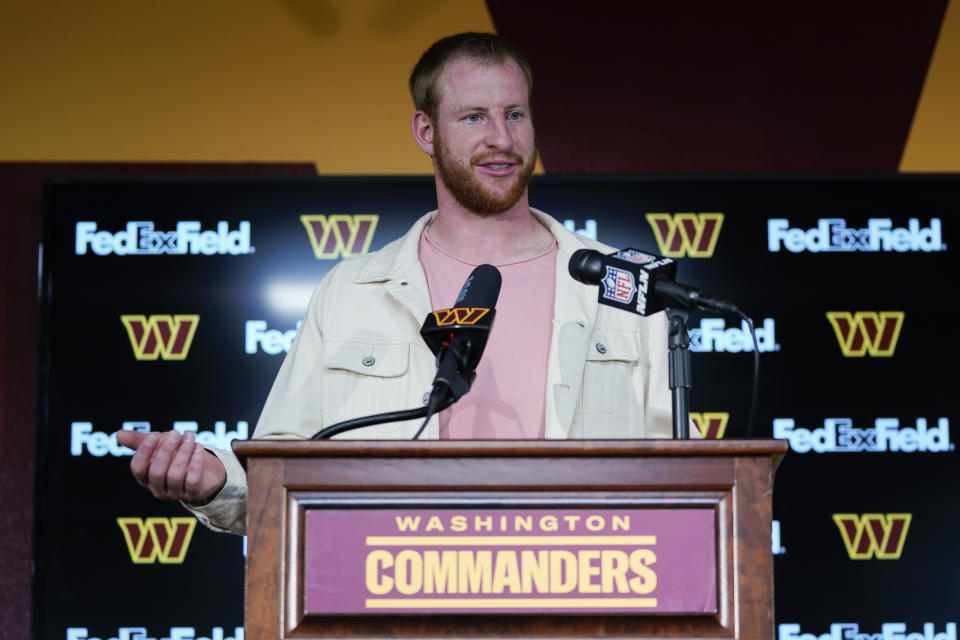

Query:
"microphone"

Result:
[[569, 248, 740, 315], [420, 264, 502, 409]]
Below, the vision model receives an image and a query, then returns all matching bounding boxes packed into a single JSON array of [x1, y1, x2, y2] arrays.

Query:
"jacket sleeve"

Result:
[[183, 280, 330, 534], [181, 447, 248, 534]]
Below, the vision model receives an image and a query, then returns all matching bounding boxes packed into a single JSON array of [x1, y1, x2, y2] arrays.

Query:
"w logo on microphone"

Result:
[[826, 311, 904, 357], [432, 308, 490, 326], [832, 513, 911, 560], [645, 213, 724, 258], [301, 214, 378, 259], [117, 517, 197, 564], [691, 412, 729, 439], [121, 315, 199, 360]]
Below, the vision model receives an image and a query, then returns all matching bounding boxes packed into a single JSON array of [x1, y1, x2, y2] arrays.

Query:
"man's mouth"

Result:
[[472, 151, 524, 171], [474, 155, 523, 176]]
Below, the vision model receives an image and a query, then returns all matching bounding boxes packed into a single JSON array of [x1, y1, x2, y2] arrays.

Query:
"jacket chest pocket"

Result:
[[323, 340, 413, 421], [576, 329, 642, 427]]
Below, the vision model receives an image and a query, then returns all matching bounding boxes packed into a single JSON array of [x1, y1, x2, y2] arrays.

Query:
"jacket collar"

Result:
[[353, 211, 436, 284], [354, 208, 598, 280]]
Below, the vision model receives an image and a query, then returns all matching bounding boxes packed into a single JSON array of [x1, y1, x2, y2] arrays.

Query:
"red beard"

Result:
[[434, 132, 537, 215]]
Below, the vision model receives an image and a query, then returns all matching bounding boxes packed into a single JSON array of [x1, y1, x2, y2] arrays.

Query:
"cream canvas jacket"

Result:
[[188, 210, 674, 534]]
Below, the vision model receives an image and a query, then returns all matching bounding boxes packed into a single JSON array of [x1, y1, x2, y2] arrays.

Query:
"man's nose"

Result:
[[483, 116, 512, 149]]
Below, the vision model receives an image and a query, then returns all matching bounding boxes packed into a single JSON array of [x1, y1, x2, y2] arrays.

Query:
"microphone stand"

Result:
[[665, 305, 692, 439], [311, 394, 457, 440]]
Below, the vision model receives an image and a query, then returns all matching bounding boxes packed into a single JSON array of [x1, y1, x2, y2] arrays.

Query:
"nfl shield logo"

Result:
[[614, 248, 656, 264], [601, 266, 636, 304]]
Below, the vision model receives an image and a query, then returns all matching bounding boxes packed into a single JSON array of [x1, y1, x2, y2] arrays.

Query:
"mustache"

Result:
[[470, 151, 525, 166]]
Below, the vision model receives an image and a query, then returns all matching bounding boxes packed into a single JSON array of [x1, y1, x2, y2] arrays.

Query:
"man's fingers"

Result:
[[184, 443, 209, 503], [125, 429, 226, 504], [128, 433, 161, 486], [185, 443, 204, 488], [164, 431, 195, 499], [146, 431, 182, 498], [115, 429, 149, 450], [183, 445, 227, 505]]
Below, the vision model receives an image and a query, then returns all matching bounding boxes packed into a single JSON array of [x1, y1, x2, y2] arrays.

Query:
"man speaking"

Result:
[[118, 32, 674, 534]]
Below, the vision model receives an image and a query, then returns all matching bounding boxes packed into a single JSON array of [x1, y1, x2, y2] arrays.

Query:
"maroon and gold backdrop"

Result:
[[33, 174, 957, 640], [2, 1, 959, 639]]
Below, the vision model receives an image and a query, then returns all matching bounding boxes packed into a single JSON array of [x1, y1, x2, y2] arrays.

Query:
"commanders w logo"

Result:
[[826, 311, 904, 357], [117, 517, 196, 564], [432, 308, 490, 326], [645, 213, 724, 258], [121, 315, 199, 360], [301, 214, 378, 259], [832, 513, 911, 560], [691, 412, 729, 439]]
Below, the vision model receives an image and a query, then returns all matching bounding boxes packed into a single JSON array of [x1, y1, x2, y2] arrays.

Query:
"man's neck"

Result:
[[428, 187, 554, 265]]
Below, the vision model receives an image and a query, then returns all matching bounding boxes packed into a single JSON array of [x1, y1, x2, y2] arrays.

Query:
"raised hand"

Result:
[[117, 429, 227, 505]]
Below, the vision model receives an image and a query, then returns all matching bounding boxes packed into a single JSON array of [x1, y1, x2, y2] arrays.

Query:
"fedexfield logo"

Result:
[[688, 318, 779, 353], [827, 311, 904, 357], [75, 221, 252, 255], [70, 420, 249, 457], [767, 218, 944, 253], [121, 315, 199, 360], [245, 320, 299, 355], [117, 517, 196, 564], [646, 212, 724, 257], [773, 417, 952, 453], [832, 513, 911, 560], [779, 622, 956, 640], [772, 520, 786, 555], [563, 218, 598, 240], [691, 412, 729, 439], [66, 627, 244, 640], [301, 214, 378, 259]]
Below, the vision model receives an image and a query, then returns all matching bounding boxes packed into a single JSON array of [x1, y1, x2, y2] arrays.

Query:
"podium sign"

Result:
[[304, 507, 716, 615], [235, 439, 785, 639]]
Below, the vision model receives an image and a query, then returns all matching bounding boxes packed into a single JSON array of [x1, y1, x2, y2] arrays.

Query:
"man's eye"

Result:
[[507, 111, 522, 120], [466, 114, 482, 123]]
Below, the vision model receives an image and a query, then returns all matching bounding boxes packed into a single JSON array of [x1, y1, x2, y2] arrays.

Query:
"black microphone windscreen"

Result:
[[568, 249, 605, 285], [455, 264, 502, 307]]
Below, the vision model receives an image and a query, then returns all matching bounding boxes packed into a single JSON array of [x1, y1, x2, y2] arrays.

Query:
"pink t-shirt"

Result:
[[419, 230, 557, 439]]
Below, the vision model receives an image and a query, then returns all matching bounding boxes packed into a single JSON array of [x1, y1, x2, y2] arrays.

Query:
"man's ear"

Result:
[[411, 111, 435, 155]]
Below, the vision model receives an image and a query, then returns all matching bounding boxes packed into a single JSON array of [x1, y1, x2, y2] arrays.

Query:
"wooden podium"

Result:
[[234, 439, 786, 640]]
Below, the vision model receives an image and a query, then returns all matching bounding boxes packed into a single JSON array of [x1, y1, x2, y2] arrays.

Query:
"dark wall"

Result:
[[488, 0, 947, 172]]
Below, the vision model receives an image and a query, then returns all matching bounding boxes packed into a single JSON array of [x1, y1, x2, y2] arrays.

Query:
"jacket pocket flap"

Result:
[[324, 341, 410, 377], [585, 329, 640, 362]]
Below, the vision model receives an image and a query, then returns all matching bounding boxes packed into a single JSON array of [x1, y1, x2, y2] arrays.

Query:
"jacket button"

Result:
[[595, 343, 607, 354], [422, 392, 430, 405], [362, 356, 375, 366]]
